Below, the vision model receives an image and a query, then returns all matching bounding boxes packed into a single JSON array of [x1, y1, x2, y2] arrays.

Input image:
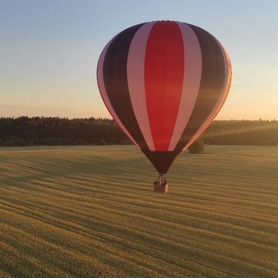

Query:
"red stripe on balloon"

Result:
[[145, 21, 184, 151]]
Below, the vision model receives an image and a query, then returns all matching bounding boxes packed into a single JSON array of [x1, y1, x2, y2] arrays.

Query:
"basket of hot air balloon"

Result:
[[97, 20, 232, 193]]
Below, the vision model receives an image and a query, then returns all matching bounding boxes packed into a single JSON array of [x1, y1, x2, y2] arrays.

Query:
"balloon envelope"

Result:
[[97, 21, 232, 174]]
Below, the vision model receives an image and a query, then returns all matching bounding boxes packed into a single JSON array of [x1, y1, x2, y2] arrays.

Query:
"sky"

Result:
[[0, 0, 277, 120]]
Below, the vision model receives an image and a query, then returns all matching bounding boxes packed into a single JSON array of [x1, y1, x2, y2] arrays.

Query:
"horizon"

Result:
[[0, 115, 277, 122], [0, 0, 277, 120]]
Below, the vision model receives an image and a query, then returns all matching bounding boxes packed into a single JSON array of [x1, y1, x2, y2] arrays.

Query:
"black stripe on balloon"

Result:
[[174, 24, 226, 153], [103, 24, 148, 149]]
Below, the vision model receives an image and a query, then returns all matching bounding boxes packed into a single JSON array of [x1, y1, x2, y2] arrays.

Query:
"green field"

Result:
[[0, 145, 277, 277]]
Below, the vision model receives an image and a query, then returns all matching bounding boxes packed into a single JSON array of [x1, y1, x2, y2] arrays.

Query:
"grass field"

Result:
[[0, 145, 277, 277]]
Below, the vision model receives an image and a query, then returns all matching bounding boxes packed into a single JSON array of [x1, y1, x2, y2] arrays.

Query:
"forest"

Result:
[[0, 117, 276, 146]]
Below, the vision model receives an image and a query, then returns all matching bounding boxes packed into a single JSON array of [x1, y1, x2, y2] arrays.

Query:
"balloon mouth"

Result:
[[141, 149, 177, 193], [141, 149, 178, 174]]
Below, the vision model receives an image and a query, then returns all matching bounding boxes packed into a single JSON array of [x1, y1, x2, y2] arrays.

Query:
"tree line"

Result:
[[0, 117, 276, 146]]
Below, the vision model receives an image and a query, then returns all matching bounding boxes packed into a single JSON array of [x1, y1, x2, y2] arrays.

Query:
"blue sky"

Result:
[[0, 0, 277, 119]]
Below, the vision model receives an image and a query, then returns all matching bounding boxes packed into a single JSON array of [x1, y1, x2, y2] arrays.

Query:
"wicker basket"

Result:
[[153, 181, 168, 193]]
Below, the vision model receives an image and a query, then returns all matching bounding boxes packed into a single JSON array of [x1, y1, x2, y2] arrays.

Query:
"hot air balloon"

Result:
[[97, 20, 232, 193]]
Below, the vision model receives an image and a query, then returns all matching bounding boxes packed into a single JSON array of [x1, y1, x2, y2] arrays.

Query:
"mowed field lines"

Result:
[[0, 145, 277, 277]]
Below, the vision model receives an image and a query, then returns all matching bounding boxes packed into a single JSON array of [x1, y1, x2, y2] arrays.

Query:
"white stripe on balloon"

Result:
[[184, 41, 232, 151], [127, 22, 156, 151]]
